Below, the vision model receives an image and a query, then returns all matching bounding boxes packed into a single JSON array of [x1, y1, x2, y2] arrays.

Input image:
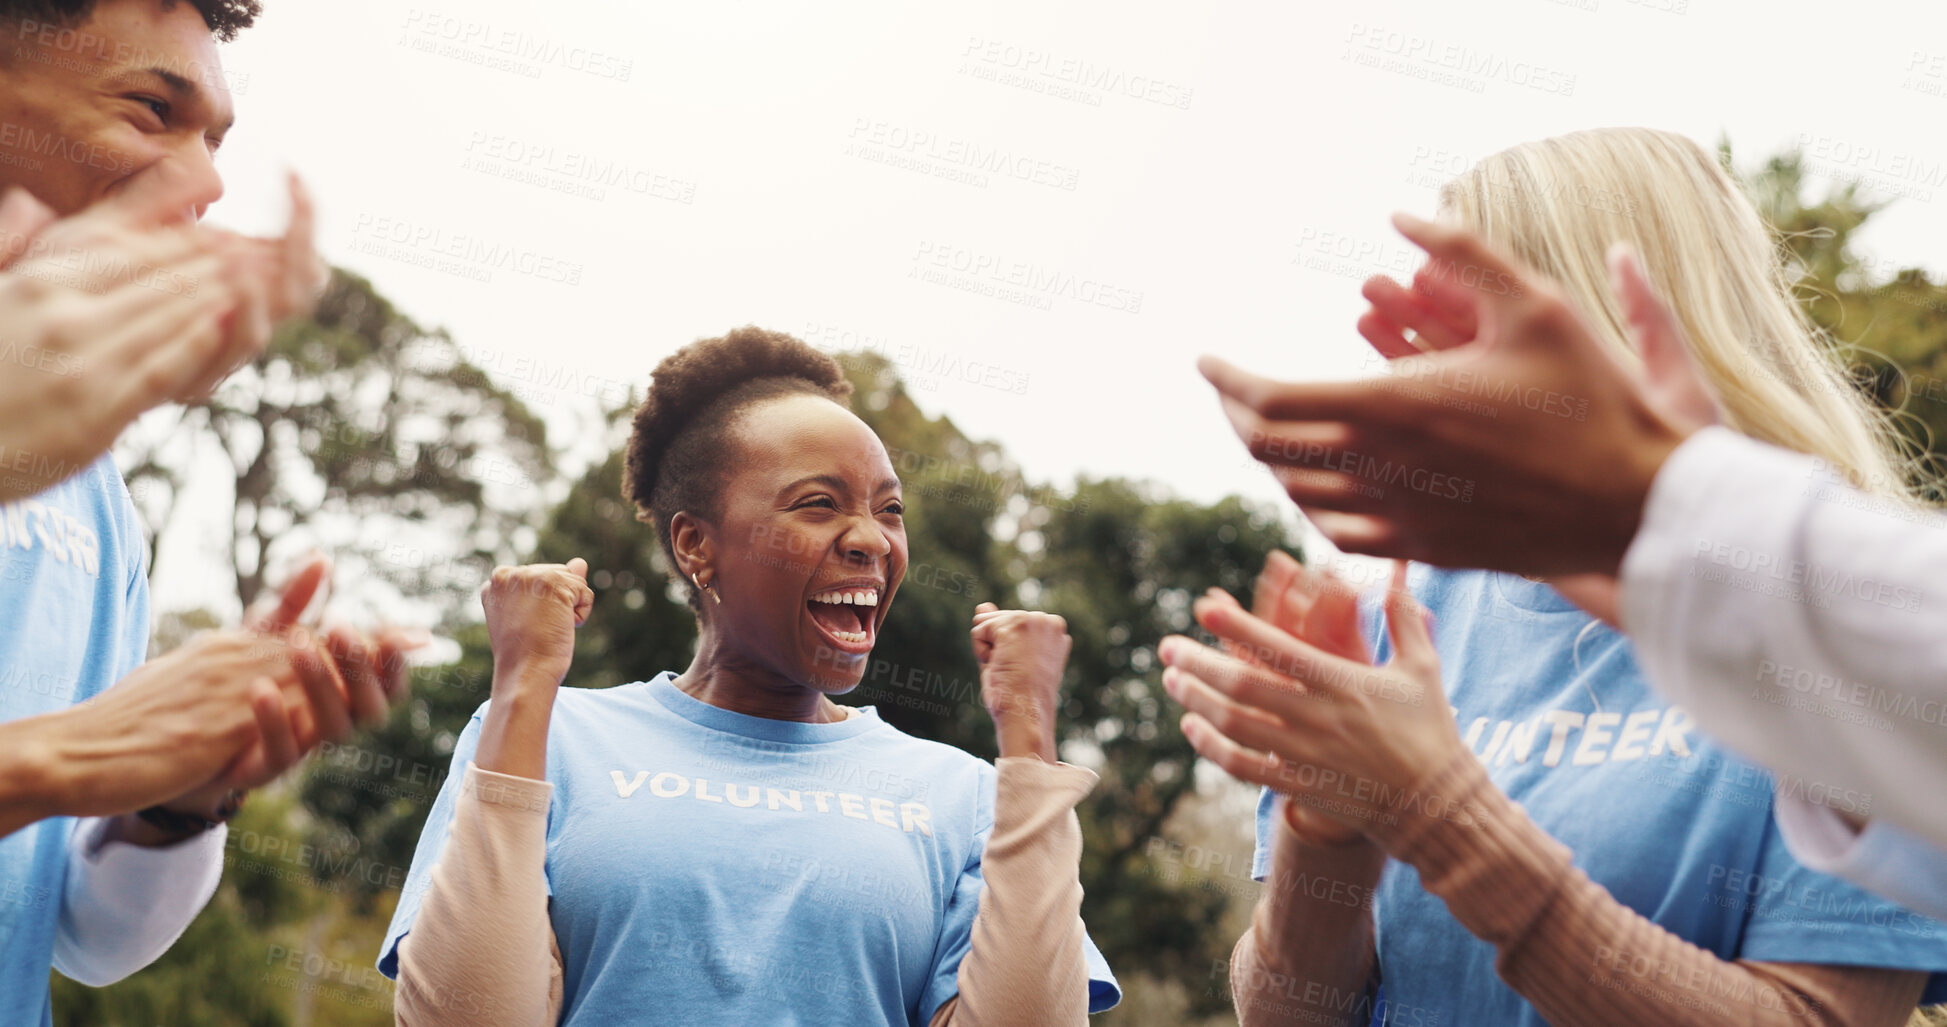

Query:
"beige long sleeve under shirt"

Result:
[[393, 756, 1100, 1026], [1230, 755, 1929, 1026]]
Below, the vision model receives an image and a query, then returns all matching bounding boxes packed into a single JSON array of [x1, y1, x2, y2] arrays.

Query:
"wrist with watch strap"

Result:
[[137, 789, 247, 834]]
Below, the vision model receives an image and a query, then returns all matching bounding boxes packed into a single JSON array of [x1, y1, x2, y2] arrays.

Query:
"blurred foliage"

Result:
[[119, 270, 552, 612], [65, 145, 1947, 1025], [51, 792, 400, 1026], [1734, 143, 1947, 498], [1037, 480, 1291, 1004]]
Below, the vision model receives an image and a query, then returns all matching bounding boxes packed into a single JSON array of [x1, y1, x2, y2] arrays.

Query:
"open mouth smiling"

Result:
[[805, 584, 882, 656]]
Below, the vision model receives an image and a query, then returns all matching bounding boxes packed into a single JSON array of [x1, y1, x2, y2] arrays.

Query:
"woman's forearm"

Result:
[[1366, 752, 1927, 1026], [1232, 809, 1384, 1027], [395, 763, 562, 1026], [472, 669, 558, 781], [932, 758, 1096, 1027], [990, 707, 1059, 765]]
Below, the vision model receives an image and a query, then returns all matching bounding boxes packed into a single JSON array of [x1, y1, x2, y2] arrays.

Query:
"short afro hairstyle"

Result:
[[1, 0, 261, 42], [622, 326, 854, 608]]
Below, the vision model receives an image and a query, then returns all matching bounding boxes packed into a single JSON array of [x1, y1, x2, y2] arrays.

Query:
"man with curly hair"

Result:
[[0, 0, 258, 216], [0, 3, 412, 1024]]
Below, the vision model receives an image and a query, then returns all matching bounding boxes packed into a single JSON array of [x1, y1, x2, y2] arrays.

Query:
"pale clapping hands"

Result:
[[0, 164, 325, 501]]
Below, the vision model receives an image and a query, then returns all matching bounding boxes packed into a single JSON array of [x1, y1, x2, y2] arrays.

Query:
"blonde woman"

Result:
[[1201, 138, 1947, 915], [1166, 129, 1947, 1026]]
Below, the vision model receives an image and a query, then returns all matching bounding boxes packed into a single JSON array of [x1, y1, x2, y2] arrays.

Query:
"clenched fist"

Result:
[[971, 603, 1072, 763], [484, 559, 595, 691]]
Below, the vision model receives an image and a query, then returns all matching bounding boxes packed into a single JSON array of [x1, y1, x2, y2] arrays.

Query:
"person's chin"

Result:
[[802, 654, 868, 694]]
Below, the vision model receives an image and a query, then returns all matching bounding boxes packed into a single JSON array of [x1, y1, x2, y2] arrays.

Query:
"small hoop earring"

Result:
[[691, 572, 722, 605]]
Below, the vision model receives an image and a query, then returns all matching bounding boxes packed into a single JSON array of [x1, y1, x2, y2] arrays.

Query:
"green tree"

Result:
[[1032, 481, 1294, 1016], [1735, 145, 1947, 497], [119, 269, 553, 612], [70, 267, 559, 1026]]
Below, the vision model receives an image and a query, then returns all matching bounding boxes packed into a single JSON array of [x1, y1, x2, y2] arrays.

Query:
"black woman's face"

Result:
[[707, 394, 907, 692]]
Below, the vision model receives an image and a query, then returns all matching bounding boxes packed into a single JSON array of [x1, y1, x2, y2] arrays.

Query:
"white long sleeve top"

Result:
[[1619, 426, 1947, 915]]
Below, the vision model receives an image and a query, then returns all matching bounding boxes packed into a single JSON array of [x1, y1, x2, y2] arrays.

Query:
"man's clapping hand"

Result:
[[8, 554, 424, 843], [0, 163, 326, 502]]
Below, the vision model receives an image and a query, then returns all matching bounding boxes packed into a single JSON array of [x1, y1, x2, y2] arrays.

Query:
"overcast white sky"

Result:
[[152, 0, 1947, 614]]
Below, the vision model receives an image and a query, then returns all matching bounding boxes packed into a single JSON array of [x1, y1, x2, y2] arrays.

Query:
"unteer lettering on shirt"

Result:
[[609, 770, 935, 836], [1462, 705, 1696, 767]]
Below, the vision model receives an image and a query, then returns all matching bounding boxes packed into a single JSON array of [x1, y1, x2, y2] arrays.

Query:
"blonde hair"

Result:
[[1439, 127, 1914, 497]]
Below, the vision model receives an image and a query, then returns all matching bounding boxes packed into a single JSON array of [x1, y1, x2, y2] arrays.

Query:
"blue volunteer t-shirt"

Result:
[[381, 672, 1120, 1024], [1251, 568, 1947, 1025], [0, 455, 151, 1027]]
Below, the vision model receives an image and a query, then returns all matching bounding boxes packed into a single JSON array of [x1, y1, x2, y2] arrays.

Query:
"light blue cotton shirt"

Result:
[[1774, 803, 1947, 922], [1251, 568, 1947, 1025], [0, 455, 151, 1026], [381, 673, 1120, 1024]]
